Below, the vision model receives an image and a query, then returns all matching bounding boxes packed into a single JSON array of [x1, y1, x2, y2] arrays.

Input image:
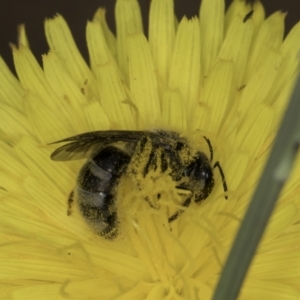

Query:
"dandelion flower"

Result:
[[0, 0, 300, 299]]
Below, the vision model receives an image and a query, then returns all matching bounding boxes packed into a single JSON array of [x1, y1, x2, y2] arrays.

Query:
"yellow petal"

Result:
[[83, 100, 110, 131], [84, 243, 149, 280], [12, 45, 57, 110], [11, 284, 65, 300], [149, 0, 175, 84], [127, 33, 161, 127], [260, 223, 300, 254], [218, 13, 253, 88], [225, 0, 265, 37], [0, 141, 29, 192], [250, 251, 300, 279], [24, 92, 74, 142], [115, 0, 143, 77], [43, 52, 89, 132], [245, 11, 286, 81], [235, 104, 274, 158], [160, 90, 187, 131], [14, 136, 74, 194], [261, 202, 298, 248], [192, 60, 233, 133], [0, 103, 33, 140], [86, 21, 135, 129], [168, 17, 201, 119], [0, 254, 90, 282], [0, 57, 24, 111], [238, 50, 281, 114], [242, 279, 300, 300], [0, 196, 74, 247], [93, 8, 117, 60], [267, 22, 300, 105], [199, 0, 224, 76], [45, 15, 98, 99], [17, 24, 29, 48]]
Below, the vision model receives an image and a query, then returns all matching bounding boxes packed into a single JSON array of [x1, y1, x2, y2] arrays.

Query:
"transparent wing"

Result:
[[50, 130, 183, 161]]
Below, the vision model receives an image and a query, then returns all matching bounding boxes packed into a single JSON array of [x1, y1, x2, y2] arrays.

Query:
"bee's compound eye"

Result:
[[184, 163, 213, 185], [181, 152, 215, 200], [183, 158, 212, 178]]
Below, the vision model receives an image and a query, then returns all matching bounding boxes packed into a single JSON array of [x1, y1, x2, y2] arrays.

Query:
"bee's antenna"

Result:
[[203, 136, 213, 162], [213, 162, 228, 199]]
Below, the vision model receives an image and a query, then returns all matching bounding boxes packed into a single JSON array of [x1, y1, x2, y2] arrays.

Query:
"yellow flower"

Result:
[[0, 0, 299, 299]]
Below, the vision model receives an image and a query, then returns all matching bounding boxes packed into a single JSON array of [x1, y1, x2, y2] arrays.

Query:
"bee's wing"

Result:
[[50, 131, 140, 161], [50, 140, 101, 161], [50, 130, 181, 161]]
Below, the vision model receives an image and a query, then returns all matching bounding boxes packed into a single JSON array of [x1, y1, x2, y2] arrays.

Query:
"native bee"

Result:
[[50, 130, 227, 238]]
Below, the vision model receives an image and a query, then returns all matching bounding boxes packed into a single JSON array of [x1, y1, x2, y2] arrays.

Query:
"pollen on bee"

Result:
[[115, 143, 185, 238]]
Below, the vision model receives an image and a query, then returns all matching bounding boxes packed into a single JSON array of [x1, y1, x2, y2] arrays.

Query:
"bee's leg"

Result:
[[203, 136, 228, 200], [67, 190, 74, 216], [168, 194, 192, 222]]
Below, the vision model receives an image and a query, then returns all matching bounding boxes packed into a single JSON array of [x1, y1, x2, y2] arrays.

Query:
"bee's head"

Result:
[[180, 152, 215, 202]]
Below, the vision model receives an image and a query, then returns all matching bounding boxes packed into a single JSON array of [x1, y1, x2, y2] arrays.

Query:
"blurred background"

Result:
[[0, 0, 299, 74]]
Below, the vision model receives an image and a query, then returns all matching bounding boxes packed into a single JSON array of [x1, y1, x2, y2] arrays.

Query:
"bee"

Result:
[[50, 130, 228, 238]]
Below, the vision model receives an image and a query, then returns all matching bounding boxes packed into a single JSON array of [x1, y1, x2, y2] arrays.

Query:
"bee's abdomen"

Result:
[[93, 146, 131, 175], [76, 146, 131, 238]]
